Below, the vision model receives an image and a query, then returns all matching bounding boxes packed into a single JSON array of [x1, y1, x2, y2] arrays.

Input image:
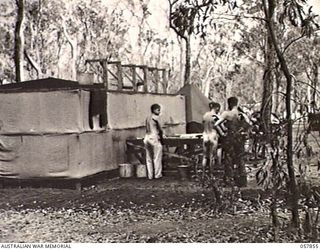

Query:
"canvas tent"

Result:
[[177, 84, 210, 133], [0, 78, 186, 180]]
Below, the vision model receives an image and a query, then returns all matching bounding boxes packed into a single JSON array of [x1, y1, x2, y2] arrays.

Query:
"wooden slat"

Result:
[[101, 61, 108, 90], [162, 69, 168, 94], [143, 66, 148, 93], [154, 70, 159, 93], [116, 62, 123, 90], [132, 66, 137, 92], [86, 59, 109, 63], [107, 68, 118, 80], [108, 61, 121, 65]]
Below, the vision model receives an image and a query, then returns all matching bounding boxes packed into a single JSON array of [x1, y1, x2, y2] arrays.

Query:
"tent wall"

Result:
[[0, 90, 93, 134], [0, 126, 185, 180], [0, 88, 186, 180], [107, 92, 186, 131], [0, 132, 113, 179]]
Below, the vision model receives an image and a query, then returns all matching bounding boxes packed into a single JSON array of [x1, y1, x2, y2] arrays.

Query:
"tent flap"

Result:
[[177, 84, 210, 124]]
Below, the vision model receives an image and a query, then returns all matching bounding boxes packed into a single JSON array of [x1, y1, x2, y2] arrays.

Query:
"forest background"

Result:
[[1, 0, 320, 236], [1, 0, 319, 112]]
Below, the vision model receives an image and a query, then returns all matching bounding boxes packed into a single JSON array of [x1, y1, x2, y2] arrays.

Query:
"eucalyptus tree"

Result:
[[14, 0, 25, 82], [0, 1, 15, 83], [15, 0, 131, 80], [166, 0, 319, 229]]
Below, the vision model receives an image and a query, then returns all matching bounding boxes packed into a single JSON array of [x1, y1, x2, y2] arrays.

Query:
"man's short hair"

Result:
[[151, 103, 161, 112], [209, 102, 220, 110], [227, 97, 238, 109]]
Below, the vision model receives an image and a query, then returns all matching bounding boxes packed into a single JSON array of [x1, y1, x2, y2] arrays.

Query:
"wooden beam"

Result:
[[148, 67, 165, 71], [108, 61, 122, 65], [132, 66, 137, 92], [86, 59, 122, 65], [148, 67, 157, 71], [143, 66, 148, 93], [136, 71, 144, 83], [116, 62, 123, 90], [122, 70, 134, 84], [154, 69, 160, 93], [122, 64, 137, 67], [86, 59, 109, 63], [107, 68, 118, 81], [127, 64, 148, 69], [101, 61, 108, 90], [162, 69, 168, 94]]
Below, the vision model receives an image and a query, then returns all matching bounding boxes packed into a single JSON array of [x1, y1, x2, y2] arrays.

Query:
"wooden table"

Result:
[[126, 136, 203, 165]]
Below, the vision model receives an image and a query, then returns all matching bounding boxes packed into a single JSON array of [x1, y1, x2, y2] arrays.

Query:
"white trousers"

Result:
[[144, 135, 163, 179]]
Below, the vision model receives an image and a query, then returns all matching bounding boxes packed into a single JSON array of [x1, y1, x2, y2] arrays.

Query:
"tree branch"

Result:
[[212, 13, 267, 22], [282, 33, 306, 55], [167, 0, 187, 40], [296, 80, 320, 97], [61, 18, 76, 58], [24, 50, 41, 78]]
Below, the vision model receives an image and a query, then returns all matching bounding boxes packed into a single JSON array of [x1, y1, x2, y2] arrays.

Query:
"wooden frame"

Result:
[[85, 59, 169, 94]]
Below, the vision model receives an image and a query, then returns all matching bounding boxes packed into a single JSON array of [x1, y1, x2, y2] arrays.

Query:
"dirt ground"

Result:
[[1, 128, 320, 243], [0, 171, 317, 243]]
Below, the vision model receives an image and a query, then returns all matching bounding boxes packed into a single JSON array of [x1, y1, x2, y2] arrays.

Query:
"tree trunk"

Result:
[[271, 192, 280, 241], [261, 4, 274, 133], [263, 0, 300, 228], [24, 50, 41, 79], [179, 40, 185, 87], [203, 66, 214, 98], [312, 63, 318, 108], [273, 65, 282, 114], [28, 23, 42, 79], [62, 18, 77, 80], [184, 35, 191, 85], [14, 0, 25, 82]]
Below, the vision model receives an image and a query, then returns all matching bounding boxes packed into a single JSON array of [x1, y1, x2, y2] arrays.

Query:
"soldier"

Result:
[[215, 97, 250, 187], [144, 104, 164, 179]]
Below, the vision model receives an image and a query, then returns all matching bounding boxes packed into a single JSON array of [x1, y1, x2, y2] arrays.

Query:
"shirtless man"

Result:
[[202, 102, 223, 175], [144, 104, 164, 180], [214, 97, 249, 187]]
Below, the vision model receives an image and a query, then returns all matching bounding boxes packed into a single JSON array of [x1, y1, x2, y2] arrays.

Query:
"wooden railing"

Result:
[[85, 59, 168, 94]]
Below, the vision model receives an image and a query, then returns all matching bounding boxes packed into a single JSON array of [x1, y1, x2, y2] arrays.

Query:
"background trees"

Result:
[[1, 0, 320, 235], [5, 0, 318, 108]]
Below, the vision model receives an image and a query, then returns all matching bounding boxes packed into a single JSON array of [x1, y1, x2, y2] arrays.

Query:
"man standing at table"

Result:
[[214, 97, 250, 187], [144, 103, 164, 179]]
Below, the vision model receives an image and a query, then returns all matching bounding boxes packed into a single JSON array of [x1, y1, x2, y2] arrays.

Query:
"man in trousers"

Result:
[[144, 103, 164, 179], [214, 96, 250, 187]]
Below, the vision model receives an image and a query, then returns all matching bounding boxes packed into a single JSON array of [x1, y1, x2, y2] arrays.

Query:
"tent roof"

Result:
[[0, 77, 104, 92], [177, 84, 210, 124]]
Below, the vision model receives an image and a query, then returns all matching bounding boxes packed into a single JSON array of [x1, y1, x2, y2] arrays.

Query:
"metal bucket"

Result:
[[178, 165, 190, 181], [119, 164, 134, 178], [136, 164, 147, 178]]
